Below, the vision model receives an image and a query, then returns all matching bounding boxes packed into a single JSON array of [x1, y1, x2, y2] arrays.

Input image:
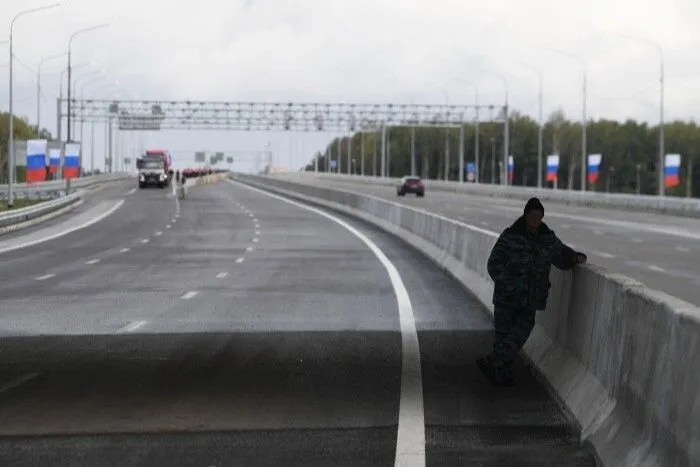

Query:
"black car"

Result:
[[397, 176, 425, 197]]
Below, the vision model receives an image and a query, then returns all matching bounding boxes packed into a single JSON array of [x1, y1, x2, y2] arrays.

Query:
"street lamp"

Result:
[[618, 33, 665, 196], [71, 69, 104, 138], [426, 84, 451, 181], [37, 52, 67, 134], [57, 61, 92, 142], [515, 61, 544, 188], [451, 78, 479, 183], [66, 23, 110, 143], [549, 48, 587, 191], [8, 3, 60, 207], [478, 69, 509, 185]]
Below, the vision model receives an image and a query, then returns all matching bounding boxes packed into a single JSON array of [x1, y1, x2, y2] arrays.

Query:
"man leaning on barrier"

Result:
[[478, 197, 587, 387]]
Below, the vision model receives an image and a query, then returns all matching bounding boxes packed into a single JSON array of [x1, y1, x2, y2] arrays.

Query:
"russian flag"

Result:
[[507, 156, 514, 182], [587, 154, 602, 185], [48, 148, 60, 174], [63, 142, 81, 179], [26, 139, 48, 183], [664, 154, 681, 188], [546, 154, 559, 183]]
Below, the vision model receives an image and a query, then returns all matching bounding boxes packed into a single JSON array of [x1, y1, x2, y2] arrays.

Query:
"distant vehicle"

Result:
[[137, 155, 170, 189], [397, 176, 425, 197]]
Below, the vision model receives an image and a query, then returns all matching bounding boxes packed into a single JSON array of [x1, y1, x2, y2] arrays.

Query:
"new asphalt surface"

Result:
[[278, 174, 700, 306], [0, 179, 596, 466]]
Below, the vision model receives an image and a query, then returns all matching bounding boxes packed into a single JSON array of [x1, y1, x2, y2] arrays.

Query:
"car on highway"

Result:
[[396, 176, 425, 197]]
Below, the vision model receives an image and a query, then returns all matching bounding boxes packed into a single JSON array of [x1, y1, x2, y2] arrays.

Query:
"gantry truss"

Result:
[[59, 99, 507, 132]]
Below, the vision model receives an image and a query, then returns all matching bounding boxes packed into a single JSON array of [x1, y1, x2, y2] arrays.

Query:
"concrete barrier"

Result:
[[278, 172, 700, 219], [177, 173, 229, 199], [232, 173, 699, 467]]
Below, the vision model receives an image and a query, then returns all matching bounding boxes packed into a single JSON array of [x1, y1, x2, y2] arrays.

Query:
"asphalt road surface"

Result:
[[0, 180, 596, 466], [280, 175, 700, 307]]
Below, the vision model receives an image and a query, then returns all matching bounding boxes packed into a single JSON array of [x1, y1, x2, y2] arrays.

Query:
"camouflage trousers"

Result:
[[486, 306, 536, 381]]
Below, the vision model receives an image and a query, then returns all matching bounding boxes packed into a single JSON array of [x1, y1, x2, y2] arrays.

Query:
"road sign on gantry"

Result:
[[215, 152, 224, 162], [226, 157, 233, 164], [195, 152, 206, 162]]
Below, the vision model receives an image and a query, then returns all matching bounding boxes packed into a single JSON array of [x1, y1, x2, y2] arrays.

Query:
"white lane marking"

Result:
[[236, 257, 244, 263], [228, 179, 425, 465], [117, 320, 148, 333], [595, 252, 616, 259], [676, 245, 690, 252], [141, 239, 150, 244], [216, 272, 229, 278], [248, 213, 254, 217], [127, 188, 136, 195], [648, 265, 666, 272], [0, 372, 41, 397], [255, 230, 261, 235], [85, 259, 100, 265], [35, 274, 55, 281], [0, 199, 125, 256], [479, 221, 489, 226], [166, 224, 171, 229], [246, 246, 254, 252], [120, 248, 130, 253], [155, 231, 163, 236], [560, 223, 571, 229], [592, 230, 603, 236], [252, 237, 259, 243], [171, 218, 177, 223], [631, 238, 644, 243], [180, 291, 199, 300]]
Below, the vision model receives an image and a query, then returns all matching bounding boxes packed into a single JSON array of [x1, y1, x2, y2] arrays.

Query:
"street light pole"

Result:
[[480, 70, 509, 185], [550, 48, 587, 191], [37, 52, 67, 135], [618, 34, 665, 196], [8, 3, 60, 207], [66, 24, 110, 144], [516, 62, 544, 188]]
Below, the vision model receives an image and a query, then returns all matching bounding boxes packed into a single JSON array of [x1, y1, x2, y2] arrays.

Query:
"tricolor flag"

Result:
[[546, 154, 560, 183], [48, 148, 61, 174], [664, 154, 681, 188], [587, 154, 602, 185], [63, 142, 81, 179], [507, 156, 514, 183], [26, 139, 48, 183]]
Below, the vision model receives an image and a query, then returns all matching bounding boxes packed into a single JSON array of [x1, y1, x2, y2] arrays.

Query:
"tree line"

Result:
[[304, 109, 700, 197], [0, 112, 54, 184]]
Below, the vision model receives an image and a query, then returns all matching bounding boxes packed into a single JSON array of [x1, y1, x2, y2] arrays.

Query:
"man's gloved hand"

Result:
[[572, 253, 587, 264]]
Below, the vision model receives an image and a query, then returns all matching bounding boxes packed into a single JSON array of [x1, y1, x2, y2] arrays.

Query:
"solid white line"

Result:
[[0, 372, 41, 397], [216, 272, 229, 278], [181, 291, 199, 299], [236, 257, 244, 263], [85, 259, 100, 265], [117, 320, 148, 333], [141, 239, 150, 244], [120, 247, 130, 253], [227, 179, 425, 466], [648, 265, 666, 272], [35, 274, 55, 281], [0, 199, 125, 256]]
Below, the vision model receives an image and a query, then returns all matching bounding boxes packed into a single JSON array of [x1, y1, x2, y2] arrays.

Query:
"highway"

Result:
[[0, 179, 595, 466], [280, 175, 700, 306]]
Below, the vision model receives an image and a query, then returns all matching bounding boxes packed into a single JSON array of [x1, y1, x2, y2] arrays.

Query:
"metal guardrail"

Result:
[[0, 191, 82, 228], [283, 172, 700, 218], [0, 173, 132, 201]]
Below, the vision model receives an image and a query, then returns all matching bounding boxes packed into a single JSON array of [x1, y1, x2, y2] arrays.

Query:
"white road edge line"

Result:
[[0, 199, 126, 256], [181, 291, 199, 300], [0, 372, 41, 397], [117, 320, 148, 333], [227, 178, 425, 466]]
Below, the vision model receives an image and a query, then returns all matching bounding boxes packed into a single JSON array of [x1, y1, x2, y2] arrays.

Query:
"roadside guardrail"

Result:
[[234, 172, 698, 467], [0, 191, 82, 229], [0, 173, 131, 201], [283, 172, 700, 218]]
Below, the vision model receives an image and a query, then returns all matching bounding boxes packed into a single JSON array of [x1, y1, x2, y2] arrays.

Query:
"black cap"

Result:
[[524, 197, 544, 215]]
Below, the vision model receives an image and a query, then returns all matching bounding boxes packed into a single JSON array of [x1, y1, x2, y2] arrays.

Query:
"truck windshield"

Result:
[[140, 161, 163, 169]]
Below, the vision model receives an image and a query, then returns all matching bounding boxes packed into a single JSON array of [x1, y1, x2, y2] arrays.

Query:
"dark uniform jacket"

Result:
[[487, 216, 579, 311]]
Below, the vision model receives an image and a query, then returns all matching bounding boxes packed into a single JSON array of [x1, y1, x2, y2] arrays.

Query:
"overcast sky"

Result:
[[0, 0, 697, 172]]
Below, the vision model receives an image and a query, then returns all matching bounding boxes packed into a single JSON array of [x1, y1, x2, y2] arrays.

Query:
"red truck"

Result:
[[137, 149, 174, 189]]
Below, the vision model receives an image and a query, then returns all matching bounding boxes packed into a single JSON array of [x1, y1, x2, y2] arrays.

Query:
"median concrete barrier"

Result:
[[232, 173, 699, 467], [279, 172, 700, 219], [178, 173, 229, 199]]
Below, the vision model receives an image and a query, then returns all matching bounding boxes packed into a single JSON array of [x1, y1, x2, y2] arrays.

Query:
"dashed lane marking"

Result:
[[141, 239, 150, 244], [120, 248, 130, 253], [155, 231, 162, 236], [180, 291, 199, 300], [35, 274, 55, 281], [216, 272, 229, 278], [236, 257, 244, 263], [246, 247, 254, 252], [85, 259, 100, 265], [117, 320, 148, 333]]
